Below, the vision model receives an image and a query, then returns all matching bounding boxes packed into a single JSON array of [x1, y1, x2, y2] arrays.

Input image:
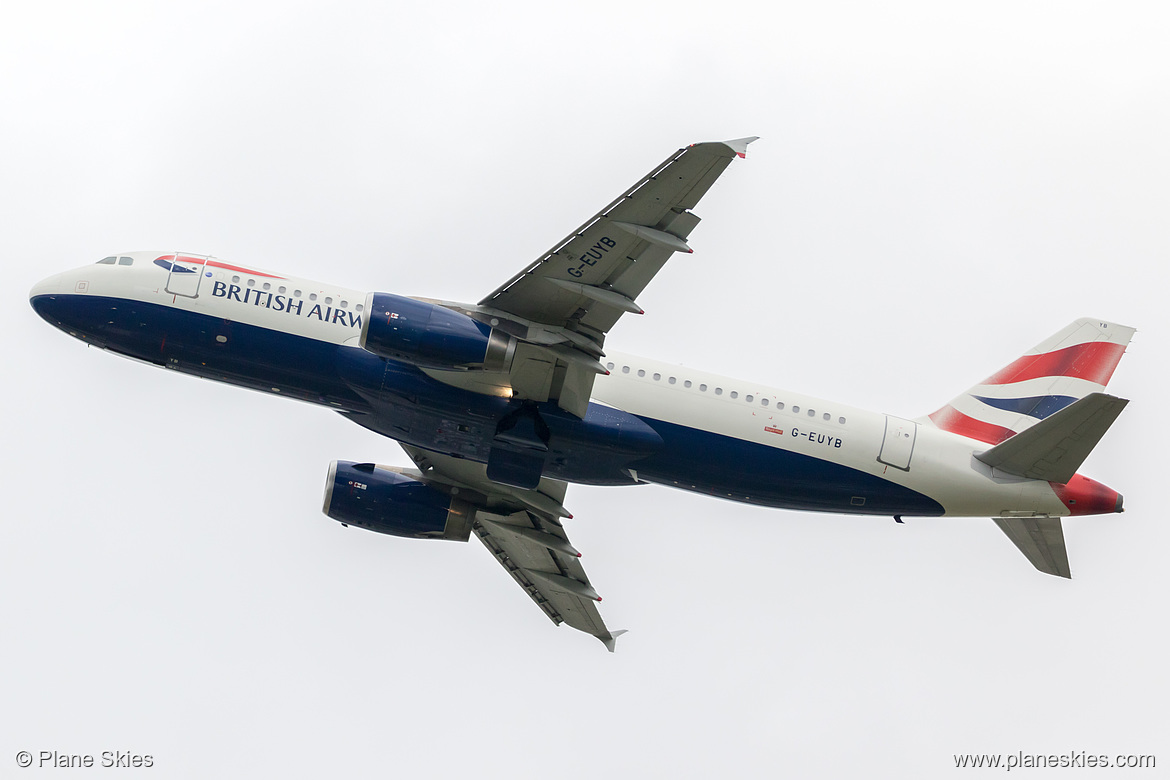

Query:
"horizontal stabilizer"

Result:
[[992, 516, 1071, 578], [974, 393, 1128, 484]]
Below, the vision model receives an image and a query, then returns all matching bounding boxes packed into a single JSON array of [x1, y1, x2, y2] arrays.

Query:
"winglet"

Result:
[[723, 136, 760, 158], [600, 629, 629, 653]]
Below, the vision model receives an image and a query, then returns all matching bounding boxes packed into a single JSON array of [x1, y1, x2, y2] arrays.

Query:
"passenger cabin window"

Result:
[[730, 391, 738, 399], [637, 369, 645, 378], [97, 257, 116, 265], [684, 380, 692, 388], [761, 398, 769, 407]]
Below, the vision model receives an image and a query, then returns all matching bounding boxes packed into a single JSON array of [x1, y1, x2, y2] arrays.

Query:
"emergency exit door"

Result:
[[163, 253, 209, 298], [878, 415, 917, 471]]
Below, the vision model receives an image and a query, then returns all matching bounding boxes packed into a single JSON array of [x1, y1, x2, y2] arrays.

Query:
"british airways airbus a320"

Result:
[[30, 138, 1132, 650]]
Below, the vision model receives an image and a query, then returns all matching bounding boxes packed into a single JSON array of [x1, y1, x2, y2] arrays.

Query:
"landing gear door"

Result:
[[878, 415, 917, 471], [164, 253, 208, 298]]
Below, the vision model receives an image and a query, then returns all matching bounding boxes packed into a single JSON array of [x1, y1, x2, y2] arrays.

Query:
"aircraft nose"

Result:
[[30, 272, 63, 300], [29, 271, 72, 321]]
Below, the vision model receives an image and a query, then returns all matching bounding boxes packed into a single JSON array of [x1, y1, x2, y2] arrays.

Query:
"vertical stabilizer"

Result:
[[922, 318, 1135, 445]]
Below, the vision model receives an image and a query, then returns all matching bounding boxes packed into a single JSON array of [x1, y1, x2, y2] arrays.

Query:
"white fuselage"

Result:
[[30, 253, 1081, 520]]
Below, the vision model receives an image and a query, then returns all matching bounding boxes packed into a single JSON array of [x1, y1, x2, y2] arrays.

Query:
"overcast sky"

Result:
[[3, 2, 1167, 777]]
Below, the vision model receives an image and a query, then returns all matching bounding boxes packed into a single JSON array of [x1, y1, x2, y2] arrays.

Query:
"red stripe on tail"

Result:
[[982, 342, 1126, 386], [929, 405, 1016, 445]]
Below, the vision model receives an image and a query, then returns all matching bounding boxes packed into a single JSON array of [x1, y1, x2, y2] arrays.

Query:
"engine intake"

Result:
[[323, 460, 473, 541], [360, 292, 511, 370]]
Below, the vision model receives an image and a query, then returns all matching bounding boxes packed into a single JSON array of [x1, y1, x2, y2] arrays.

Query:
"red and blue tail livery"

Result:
[[29, 138, 1134, 650], [927, 319, 1133, 445]]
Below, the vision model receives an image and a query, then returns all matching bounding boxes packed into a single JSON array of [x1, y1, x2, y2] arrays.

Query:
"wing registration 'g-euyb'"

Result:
[[471, 137, 759, 419], [30, 137, 1134, 650]]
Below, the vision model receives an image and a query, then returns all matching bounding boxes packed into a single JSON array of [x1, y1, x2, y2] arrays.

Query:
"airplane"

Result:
[[29, 137, 1133, 651]]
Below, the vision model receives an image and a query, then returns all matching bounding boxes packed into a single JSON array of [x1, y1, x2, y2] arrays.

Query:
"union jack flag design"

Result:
[[922, 318, 1136, 445]]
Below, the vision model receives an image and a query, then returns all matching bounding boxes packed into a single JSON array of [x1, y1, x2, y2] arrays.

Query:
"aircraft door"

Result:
[[878, 415, 917, 471], [164, 253, 209, 298]]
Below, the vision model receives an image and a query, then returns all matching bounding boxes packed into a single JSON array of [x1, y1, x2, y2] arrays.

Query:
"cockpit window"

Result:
[[118, 256, 133, 266], [97, 256, 117, 265]]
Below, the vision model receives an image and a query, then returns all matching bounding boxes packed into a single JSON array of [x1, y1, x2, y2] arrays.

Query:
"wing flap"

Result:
[[473, 510, 610, 639], [399, 444, 625, 649]]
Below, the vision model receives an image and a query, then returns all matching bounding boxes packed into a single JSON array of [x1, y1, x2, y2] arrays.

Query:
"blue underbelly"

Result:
[[631, 417, 944, 516], [32, 293, 368, 409], [33, 294, 944, 515]]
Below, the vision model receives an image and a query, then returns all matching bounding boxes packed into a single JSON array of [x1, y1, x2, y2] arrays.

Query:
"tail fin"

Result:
[[922, 318, 1135, 445]]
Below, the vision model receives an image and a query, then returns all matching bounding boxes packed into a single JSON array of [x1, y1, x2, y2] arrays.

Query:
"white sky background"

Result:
[[3, 1, 1167, 776]]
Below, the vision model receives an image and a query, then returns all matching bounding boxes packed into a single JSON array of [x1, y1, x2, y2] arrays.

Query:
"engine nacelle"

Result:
[[360, 292, 511, 370], [323, 460, 473, 541]]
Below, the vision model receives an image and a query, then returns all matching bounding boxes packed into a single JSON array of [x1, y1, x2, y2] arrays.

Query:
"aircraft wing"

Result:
[[400, 444, 627, 651], [476, 137, 757, 417]]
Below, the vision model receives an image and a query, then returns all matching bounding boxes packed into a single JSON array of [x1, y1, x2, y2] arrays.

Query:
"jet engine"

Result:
[[323, 460, 473, 541], [360, 292, 512, 370]]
